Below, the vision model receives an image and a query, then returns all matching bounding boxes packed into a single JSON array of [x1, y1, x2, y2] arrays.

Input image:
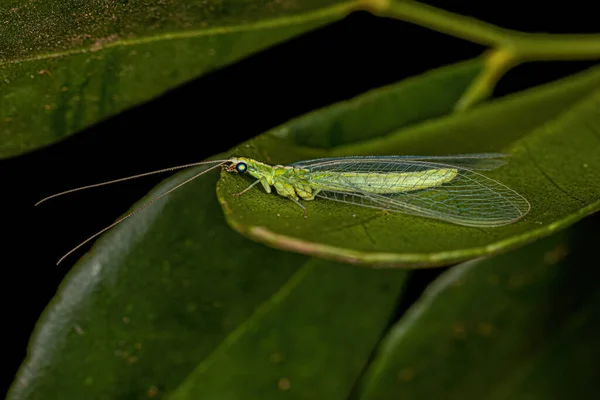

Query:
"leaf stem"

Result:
[[363, 0, 511, 47], [513, 33, 600, 61], [454, 49, 517, 111]]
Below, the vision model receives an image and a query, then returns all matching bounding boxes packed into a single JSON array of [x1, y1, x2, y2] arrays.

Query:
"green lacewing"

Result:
[[37, 153, 530, 264]]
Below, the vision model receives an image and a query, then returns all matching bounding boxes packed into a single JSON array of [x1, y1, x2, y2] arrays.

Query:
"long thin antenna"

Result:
[[50, 160, 228, 265], [36, 159, 229, 206]]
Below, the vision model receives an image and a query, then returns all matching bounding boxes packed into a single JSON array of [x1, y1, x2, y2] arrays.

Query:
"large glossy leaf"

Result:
[[356, 216, 600, 399], [217, 64, 600, 268], [0, 0, 353, 158], [7, 164, 407, 400]]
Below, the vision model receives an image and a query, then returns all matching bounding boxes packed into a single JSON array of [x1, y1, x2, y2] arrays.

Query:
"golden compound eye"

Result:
[[236, 162, 248, 173]]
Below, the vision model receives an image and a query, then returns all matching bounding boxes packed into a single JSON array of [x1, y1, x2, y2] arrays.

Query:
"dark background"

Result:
[[2, 1, 598, 395]]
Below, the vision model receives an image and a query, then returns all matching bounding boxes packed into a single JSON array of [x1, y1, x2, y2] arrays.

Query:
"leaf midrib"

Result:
[[0, 2, 356, 66], [166, 261, 316, 398]]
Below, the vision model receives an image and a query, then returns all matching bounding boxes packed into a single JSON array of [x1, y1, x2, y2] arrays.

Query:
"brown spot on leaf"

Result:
[[147, 385, 159, 398], [269, 352, 284, 363], [508, 275, 528, 289], [452, 323, 467, 339], [398, 367, 415, 382], [477, 322, 494, 336], [90, 34, 119, 51], [544, 244, 569, 265], [278, 377, 291, 391]]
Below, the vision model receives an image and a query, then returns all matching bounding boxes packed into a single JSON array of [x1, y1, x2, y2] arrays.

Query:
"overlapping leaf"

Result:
[[218, 64, 600, 267], [357, 217, 600, 399], [7, 165, 406, 400], [0, 0, 354, 158]]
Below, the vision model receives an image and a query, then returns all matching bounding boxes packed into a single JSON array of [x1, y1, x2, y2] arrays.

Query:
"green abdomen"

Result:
[[309, 168, 458, 193]]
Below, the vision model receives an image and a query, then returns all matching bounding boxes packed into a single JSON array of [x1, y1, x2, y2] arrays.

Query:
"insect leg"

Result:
[[233, 179, 262, 197], [287, 196, 308, 218], [258, 178, 272, 193], [297, 188, 320, 201]]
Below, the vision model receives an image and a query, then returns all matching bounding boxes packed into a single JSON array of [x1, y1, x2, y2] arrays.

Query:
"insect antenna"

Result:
[[37, 159, 229, 265], [36, 159, 229, 205]]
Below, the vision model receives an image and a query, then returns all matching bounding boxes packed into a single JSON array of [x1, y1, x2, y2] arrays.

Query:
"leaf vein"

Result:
[[0, 2, 355, 66], [523, 142, 585, 205]]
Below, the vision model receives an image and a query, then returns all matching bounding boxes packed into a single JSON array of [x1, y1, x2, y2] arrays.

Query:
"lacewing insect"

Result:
[[37, 153, 530, 264]]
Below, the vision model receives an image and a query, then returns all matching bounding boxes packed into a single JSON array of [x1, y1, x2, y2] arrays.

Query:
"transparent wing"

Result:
[[292, 155, 530, 227], [291, 153, 509, 171]]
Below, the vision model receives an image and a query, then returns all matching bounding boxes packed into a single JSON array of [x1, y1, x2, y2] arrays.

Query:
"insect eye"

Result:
[[236, 162, 248, 173]]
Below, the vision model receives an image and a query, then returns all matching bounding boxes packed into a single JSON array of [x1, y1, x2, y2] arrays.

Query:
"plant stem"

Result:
[[364, 0, 511, 48], [455, 49, 516, 111], [514, 33, 600, 61], [359, 0, 600, 108], [366, 0, 600, 59]]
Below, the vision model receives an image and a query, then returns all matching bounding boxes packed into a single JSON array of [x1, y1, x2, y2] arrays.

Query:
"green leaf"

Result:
[[167, 258, 404, 400], [356, 216, 600, 399], [217, 64, 600, 268], [0, 0, 354, 158], [8, 164, 406, 400], [270, 59, 484, 148]]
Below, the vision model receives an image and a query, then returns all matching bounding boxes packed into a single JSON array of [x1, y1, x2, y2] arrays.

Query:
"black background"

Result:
[[2, 1, 599, 395]]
